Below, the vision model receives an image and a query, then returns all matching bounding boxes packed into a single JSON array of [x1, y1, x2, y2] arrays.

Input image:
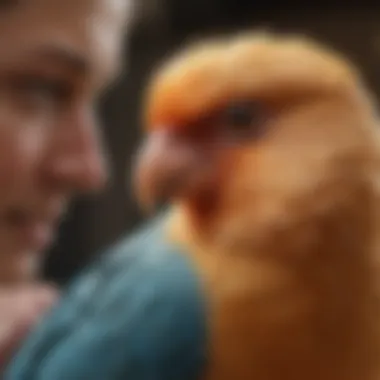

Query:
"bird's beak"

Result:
[[134, 129, 201, 212]]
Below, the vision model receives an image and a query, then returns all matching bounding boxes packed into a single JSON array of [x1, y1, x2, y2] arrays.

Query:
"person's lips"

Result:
[[5, 209, 60, 252]]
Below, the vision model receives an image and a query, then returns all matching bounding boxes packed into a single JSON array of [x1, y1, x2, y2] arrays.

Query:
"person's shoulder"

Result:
[[66, 213, 189, 306], [5, 215, 208, 379]]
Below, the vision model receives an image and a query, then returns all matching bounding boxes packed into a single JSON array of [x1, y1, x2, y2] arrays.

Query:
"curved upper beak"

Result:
[[134, 129, 202, 211]]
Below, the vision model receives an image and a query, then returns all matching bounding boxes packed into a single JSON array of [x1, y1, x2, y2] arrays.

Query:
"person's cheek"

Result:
[[0, 116, 47, 204]]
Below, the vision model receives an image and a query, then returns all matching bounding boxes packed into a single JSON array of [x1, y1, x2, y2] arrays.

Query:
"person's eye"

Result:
[[8, 74, 73, 114]]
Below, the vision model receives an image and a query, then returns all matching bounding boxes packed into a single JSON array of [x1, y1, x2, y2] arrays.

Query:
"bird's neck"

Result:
[[167, 199, 380, 380]]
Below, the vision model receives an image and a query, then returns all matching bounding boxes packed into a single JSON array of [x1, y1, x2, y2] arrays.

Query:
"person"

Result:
[[0, 0, 131, 370]]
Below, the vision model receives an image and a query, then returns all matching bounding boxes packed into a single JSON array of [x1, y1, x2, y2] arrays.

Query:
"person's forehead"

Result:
[[0, 0, 133, 85], [0, 0, 130, 21]]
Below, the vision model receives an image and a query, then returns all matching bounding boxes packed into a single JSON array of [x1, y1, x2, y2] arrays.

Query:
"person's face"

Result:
[[0, 0, 129, 281]]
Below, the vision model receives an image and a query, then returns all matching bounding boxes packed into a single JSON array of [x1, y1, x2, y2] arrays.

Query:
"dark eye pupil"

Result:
[[224, 102, 256, 128]]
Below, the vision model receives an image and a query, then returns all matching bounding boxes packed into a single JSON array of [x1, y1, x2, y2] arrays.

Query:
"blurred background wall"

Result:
[[42, 2, 380, 284]]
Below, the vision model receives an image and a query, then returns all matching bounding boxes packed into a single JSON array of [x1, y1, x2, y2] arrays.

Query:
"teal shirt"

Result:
[[5, 216, 208, 380]]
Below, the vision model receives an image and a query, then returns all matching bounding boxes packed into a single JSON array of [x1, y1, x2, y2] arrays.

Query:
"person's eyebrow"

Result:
[[25, 44, 119, 89], [29, 45, 90, 76]]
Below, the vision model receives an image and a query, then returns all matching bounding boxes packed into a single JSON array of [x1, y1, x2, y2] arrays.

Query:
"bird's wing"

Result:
[[5, 216, 208, 380]]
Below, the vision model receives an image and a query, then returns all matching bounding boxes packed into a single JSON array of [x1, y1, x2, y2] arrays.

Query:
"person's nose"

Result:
[[43, 107, 108, 194]]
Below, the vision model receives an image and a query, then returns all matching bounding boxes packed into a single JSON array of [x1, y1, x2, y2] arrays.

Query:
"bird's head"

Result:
[[134, 31, 379, 251]]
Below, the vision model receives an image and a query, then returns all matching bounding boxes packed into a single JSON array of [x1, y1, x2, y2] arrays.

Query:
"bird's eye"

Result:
[[222, 101, 260, 132]]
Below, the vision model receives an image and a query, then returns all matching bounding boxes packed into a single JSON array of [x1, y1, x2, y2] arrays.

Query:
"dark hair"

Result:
[[0, 0, 17, 8]]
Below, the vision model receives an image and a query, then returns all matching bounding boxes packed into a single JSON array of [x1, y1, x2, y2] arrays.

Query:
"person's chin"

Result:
[[0, 249, 41, 283], [15, 238, 52, 281], [3, 232, 54, 283], [13, 222, 54, 254]]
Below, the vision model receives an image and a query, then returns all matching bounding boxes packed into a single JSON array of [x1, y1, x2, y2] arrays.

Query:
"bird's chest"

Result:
[[192, 254, 378, 380]]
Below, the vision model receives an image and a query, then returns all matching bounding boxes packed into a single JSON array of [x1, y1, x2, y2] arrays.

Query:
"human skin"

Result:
[[0, 0, 131, 368]]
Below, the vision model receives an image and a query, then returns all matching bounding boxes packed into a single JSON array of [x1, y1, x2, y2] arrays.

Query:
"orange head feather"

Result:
[[134, 31, 379, 249]]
